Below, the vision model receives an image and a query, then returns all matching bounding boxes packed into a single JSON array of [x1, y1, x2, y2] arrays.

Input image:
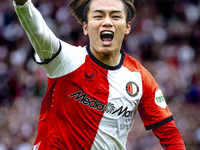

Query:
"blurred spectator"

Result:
[[0, 0, 200, 149]]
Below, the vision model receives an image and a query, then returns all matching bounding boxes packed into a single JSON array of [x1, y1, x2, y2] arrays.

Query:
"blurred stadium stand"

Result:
[[0, 0, 200, 149]]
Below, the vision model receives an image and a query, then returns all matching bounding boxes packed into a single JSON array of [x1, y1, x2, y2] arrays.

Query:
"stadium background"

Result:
[[0, 0, 200, 149]]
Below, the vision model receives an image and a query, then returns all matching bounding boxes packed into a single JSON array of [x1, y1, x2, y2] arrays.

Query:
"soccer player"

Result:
[[13, 0, 186, 149]]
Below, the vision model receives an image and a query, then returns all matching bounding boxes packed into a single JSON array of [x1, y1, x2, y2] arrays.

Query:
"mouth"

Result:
[[100, 31, 114, 45]]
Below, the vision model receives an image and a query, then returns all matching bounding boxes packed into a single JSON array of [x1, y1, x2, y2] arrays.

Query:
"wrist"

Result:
[[14, 0, 28, 6]]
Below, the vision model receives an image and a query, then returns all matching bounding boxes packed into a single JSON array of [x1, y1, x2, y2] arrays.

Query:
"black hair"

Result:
[[82, 0, 92, 23], [69, 0, 135, 24]]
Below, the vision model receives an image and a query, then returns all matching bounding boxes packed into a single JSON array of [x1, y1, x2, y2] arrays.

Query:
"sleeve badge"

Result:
[[155, 89, 167, 109]]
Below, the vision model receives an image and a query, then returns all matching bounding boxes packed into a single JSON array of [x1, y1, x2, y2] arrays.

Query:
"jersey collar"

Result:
[[86, 44, 125, 70]]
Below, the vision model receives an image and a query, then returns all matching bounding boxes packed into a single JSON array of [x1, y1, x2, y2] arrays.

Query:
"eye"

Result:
[[94, 15, 103, 18], [112, 16, 121, 19]]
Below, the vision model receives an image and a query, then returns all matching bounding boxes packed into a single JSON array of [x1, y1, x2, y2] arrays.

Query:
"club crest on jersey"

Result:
[[126, 81, 139, 97]]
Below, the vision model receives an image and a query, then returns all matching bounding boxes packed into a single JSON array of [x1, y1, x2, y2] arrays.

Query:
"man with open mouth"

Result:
[[13, 0, 186, 149]]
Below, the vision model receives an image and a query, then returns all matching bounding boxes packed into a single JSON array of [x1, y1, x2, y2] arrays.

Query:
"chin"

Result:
[[100, 46, 117, 54]]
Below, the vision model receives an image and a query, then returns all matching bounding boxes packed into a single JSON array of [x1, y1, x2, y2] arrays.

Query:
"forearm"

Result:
[[152, 120, 186, 150], [13, 0, 59, 61]]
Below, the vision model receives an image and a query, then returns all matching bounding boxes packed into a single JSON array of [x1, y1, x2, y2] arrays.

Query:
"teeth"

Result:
[[103, 41, 111, 44], [101, 31, 113, 35]]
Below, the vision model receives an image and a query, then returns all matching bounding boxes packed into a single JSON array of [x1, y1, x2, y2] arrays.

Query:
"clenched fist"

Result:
[[14, 0, 28, 5]]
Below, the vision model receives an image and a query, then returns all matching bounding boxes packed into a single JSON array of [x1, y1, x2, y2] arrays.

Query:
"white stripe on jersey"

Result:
[[91, 66, 142, 150]]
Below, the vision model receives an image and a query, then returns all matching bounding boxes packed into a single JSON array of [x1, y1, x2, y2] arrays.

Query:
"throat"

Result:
[[99, 52, 121, 67], [89, 45, 121, 66]]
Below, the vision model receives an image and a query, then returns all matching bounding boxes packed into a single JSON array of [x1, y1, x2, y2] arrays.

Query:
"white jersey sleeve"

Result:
[[13, 0, 59, 61], [34, 41, 88, 78], [13, 0, 88, 79]]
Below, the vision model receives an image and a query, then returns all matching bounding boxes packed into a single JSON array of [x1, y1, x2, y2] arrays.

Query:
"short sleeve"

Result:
[[137, 67, 173, 130], [33, 41, 88, 79]]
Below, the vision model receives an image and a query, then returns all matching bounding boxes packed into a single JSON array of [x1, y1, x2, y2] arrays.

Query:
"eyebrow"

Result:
[[92, 10, 122, 14]]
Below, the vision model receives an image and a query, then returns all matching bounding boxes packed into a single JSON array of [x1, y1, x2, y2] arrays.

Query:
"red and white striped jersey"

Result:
[[13, 1, 173, 149], [33, 41, 172, 150]]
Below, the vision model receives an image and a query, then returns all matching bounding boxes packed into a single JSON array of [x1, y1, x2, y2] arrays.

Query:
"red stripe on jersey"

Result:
[[34, 55, 109, 149], [128, 84, 133, 94], [123, 54, 140, 72], [123, 54, 172, 128]]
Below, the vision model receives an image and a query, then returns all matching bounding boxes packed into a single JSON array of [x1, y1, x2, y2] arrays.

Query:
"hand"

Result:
[[14, 0, 28, 5]]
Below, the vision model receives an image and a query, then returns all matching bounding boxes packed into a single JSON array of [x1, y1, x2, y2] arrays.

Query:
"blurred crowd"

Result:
[[0, 0, 200, 149]]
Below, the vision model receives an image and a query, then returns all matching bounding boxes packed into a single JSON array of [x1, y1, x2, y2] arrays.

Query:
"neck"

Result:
[[98, 52, 121, 66], [90, 46, 121, 66]]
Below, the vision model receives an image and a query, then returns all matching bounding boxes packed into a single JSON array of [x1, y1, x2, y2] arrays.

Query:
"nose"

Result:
[[102, 16, 113, 27]]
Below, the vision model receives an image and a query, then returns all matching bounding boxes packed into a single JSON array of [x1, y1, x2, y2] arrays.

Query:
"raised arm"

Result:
[[13, 0, 59, 61]]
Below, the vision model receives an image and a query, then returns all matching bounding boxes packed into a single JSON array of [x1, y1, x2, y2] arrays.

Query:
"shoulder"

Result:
[[60, 40, 87, 54], [123, 53, 159, 90], [38, 41, 88, 78], [123, 54, 149, 75]]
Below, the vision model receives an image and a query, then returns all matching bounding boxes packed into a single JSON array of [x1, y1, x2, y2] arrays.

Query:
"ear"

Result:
[[83, 22, 88, 35], [125, 22, 131, 35]]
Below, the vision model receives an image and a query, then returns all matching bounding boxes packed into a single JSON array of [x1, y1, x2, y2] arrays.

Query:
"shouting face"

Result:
[[83, 0, 131, 66]]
